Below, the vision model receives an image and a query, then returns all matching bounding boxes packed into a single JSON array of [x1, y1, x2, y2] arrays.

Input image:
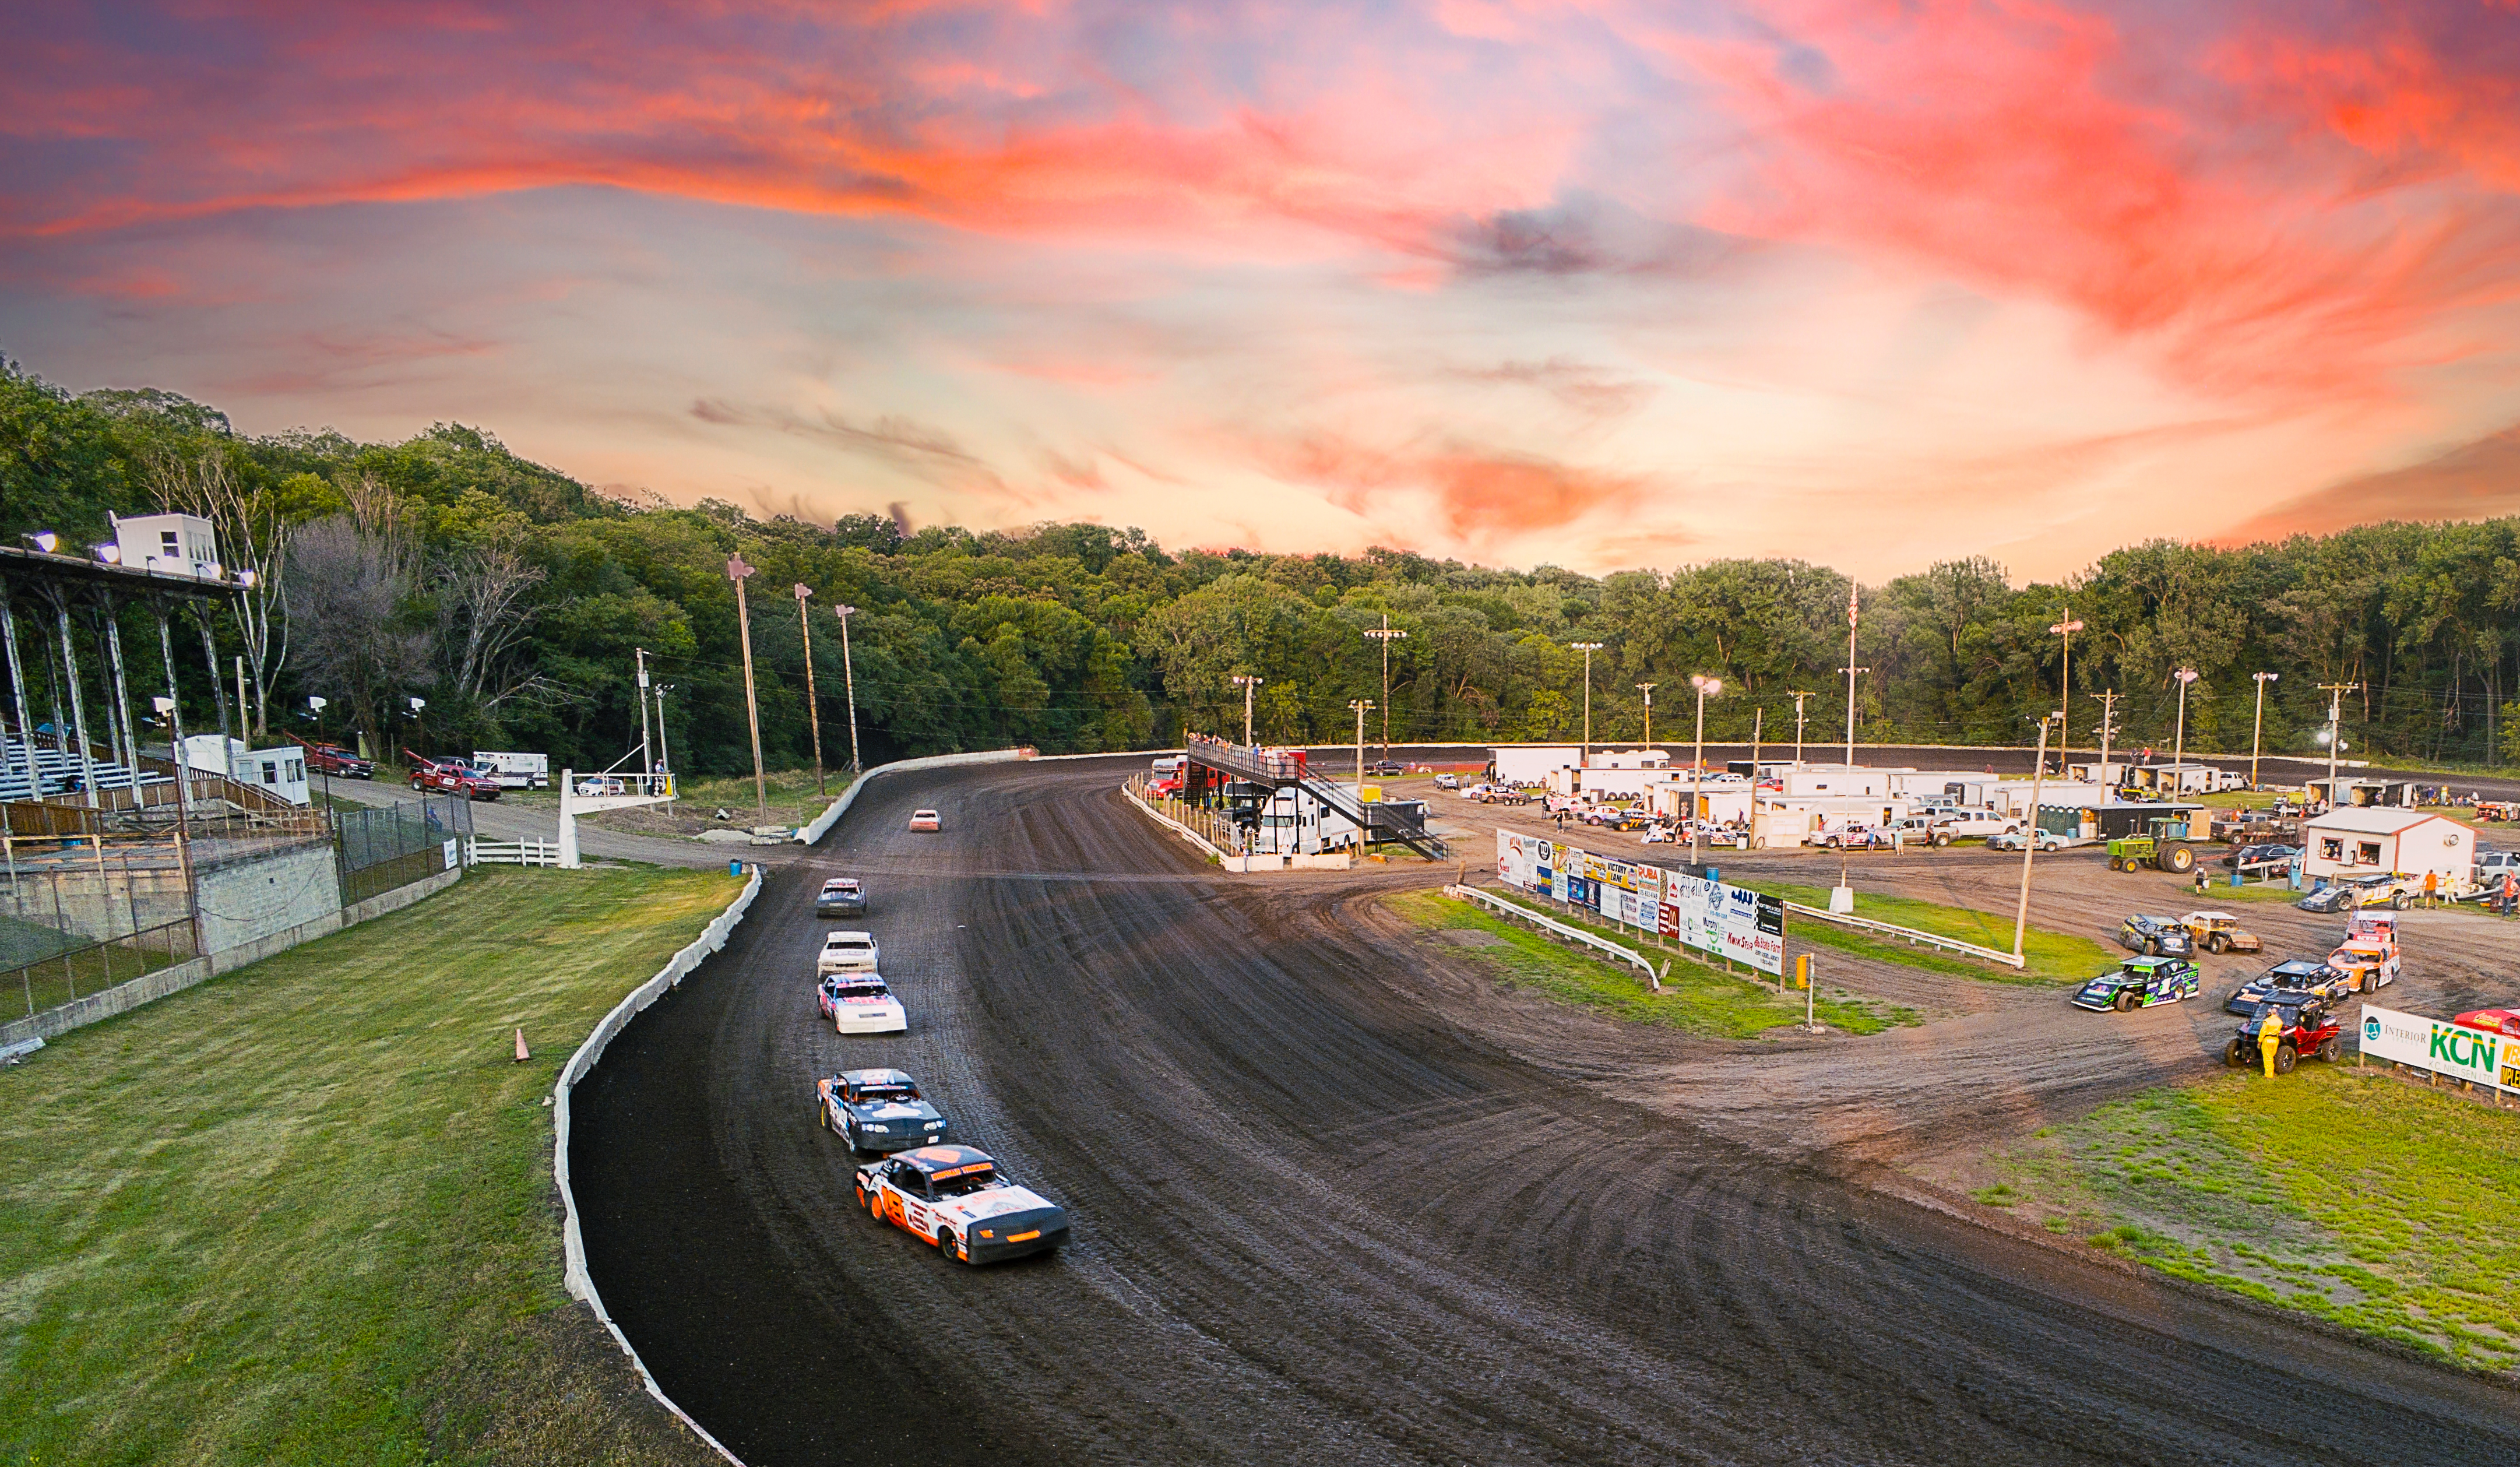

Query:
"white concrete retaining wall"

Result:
[[552, 867, 762, 1466], [794, 749, 1030, 845]]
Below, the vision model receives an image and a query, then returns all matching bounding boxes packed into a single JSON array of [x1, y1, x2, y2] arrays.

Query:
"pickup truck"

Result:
[[407, 754, 502, 800], [1931, 812, 2020, 840]]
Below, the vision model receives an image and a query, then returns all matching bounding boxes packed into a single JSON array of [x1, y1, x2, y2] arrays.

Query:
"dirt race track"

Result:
[[572, 757, 2520, 1466]]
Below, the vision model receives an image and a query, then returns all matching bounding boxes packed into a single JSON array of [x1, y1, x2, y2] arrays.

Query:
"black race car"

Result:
[[817, 1068, 949, 1153], [2117, 914, 2195, 958], [814, 877, 868, 917], [2224, 958, 2350, 1015], [2072, 956, 2202, 1012]]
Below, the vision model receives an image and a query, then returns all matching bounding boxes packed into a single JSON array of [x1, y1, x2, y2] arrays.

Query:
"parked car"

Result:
[[2475, 849, 2520, 886], [2221, 843, 2300, 875], [2222, 995, 2343, 1072], [817, 1069, 948, 1153], [574, 775, 627, 797], [2226, 958, 2351, 1015], [295, 740, 372, 779], [1988, 828, 2064, 853], [2179, 912, 2262, 955], [2117, 914, 2196, 958], [1933, 812, 2021, 840], [1819, 825, 1896, 850], [1433, 773, 1459, 790], [2072, 956, 2202, 1012], [1365, 759, 1405, 778], [909, 808, 942, 832], [854, 1145, 1068, 1265], [407, 755, 501, 801], [815, 878, 868, 918]]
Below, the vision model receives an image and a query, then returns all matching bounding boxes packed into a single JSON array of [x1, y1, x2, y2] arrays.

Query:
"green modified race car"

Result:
[[2072, 955, 2203, 1012]]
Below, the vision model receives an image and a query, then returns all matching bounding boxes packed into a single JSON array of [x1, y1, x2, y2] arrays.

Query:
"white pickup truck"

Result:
[[1931, 811, 2021, 840]]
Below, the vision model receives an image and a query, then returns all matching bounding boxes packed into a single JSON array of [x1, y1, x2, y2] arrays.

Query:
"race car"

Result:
[[818, 973, 907, 1033], [909, 808, 942, 832], [2452, 1009, 2520, 1039], [2297, 873, 2413, 913], [2180, 912, 2262, 955], [816, 1068, 948, 1153], [2072, 955, 2202, 1011], [2117, 914, 2196, 958], [2322, 939, 2400, 994], [854, 1144, 1069, 1265], [2222, 995, 2343, 1072], [814, 878, 868, 918], [2225, 958, 2351, 1015], [817, 930, 881, 974], [2342, 911, 2398, 949], [1433, 773, 1459, 790]]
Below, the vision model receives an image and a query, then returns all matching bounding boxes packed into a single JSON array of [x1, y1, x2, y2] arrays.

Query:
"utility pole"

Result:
[[1570, 642, 1604, 762], [1366, 615, 1407, 764], [1787, 691, 1815, 768], [2096, 689, 2118, 787], [653, 684, 674, 784], [2172, 668, 2199, 795], [836, 605, 861, 772], [1636, 683, 1655, 747], [726, 553, 768, 828], [794, 584, 824, 796], [2012, 713, 2056, 961], [635, 648, 653, 782], [2250, 672, 2279, 789], [1690, 675, 1722, 868], [1750, 704, 1764, 782], [2318, 682, 2361, 807], [1233, 674, 1263, 744], [2048, 610, 2084, 775], [1843, 582, 1863, 768], [1350, 699, 1375, 817]]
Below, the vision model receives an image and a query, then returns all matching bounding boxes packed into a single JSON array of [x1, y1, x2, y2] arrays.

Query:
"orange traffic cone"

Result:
[[513, 1027, 530, 1063]]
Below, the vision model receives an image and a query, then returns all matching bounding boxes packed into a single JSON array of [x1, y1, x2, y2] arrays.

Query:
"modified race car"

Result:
[[854, 1144, 1070, 1265], [2072, 955, 2202, 1012], [2225, 958, 2350, 1015], [816, 1068, 948, 1153], [2180, 912, 2263, 955], [818, 973, 907, 1034], [2322, 939, 2400, 994], [2117, 914, 2197, 958], [2223, 995, 2343, 1072]]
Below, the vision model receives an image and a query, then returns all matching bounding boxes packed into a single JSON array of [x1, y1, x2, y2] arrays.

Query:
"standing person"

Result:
[[2423, 870, 2439, 909], [2503, 871, 2516, 919]]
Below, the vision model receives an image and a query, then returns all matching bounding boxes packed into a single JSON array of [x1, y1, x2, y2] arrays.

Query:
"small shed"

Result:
[[2302, 808, 2473, 885], [2305, 776, 2415, 809]]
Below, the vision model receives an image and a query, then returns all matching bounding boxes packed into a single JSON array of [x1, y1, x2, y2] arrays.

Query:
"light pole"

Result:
[[2250, 672, 2279, 789], [2171, 668, 2198, 796], [1636, 683, 1655, 747], [307, 696, 330, 810], [1570, 642, 1603, 761], [1690, 675, 1722, 867], [2049, 610, 2084, 774], [654, 684, 674, 783], [1842, 581, 1863, 767], [634, 648, 653, 782], [1350, 699, 1374, 844], [2012, 713, 2057, 961], [726, 554, 768, 828], [1233, 674, 1263, 744], [2318, 681, 2361, 807], [795, 584, 824, 796], [2096, 689, 2118, 786], [1366, 615, 1407, 764], [1787, 691, 1815, 768], [836, 604, 861, 773]]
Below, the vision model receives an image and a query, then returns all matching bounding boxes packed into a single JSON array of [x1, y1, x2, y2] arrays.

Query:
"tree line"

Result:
[[5, 355, 2515, 776]]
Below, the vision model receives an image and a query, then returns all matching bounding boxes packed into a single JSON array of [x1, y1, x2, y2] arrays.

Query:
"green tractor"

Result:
[[2107, 815, 2197, 874]]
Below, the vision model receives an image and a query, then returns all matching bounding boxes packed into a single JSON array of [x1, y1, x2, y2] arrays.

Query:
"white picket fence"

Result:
[[469, 837, 561, 867]]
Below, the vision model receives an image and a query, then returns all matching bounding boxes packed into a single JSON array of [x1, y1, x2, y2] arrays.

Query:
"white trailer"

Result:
[[1494, 745, 1582, 787], [472, 751, 551, 789]]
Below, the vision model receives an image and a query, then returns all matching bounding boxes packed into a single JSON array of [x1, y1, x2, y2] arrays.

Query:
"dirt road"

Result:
[[572, 757, 2520, 1466]]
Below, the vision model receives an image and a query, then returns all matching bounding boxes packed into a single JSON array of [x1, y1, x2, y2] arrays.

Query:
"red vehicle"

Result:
[[2454, 1009, 2520, 1039], [286, 733, 373, 779], [2222, 996, 2343, 1072], [406, 751, 502, 800]]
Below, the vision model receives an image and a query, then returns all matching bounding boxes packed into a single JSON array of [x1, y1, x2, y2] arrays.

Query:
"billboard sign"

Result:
[[1491, 831, 1785, 975], [2360, 1005, 2520, 1093]]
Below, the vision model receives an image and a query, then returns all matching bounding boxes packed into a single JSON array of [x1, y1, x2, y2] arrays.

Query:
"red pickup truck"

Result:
[[288, 735, 373, 779], [406, 752, 501, 800]]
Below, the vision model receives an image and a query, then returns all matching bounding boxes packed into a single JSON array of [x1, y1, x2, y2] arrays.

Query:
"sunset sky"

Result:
[[6, 1, 2519, 580]]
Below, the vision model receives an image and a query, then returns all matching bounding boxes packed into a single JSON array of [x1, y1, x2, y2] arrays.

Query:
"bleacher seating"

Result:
[[0, 733, 175, 803]]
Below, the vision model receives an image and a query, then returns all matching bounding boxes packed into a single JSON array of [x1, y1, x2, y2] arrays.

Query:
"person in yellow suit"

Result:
[[2259, 1007, 2284, 1077]]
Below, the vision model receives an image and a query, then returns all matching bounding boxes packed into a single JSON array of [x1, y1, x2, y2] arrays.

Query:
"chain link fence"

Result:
[[335, 794, 473, 907]]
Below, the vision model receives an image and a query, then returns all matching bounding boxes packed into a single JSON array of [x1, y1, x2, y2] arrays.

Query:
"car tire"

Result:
[[942, 1229, 969, 1264], [2391, 893, 2408, 910], [2223, 1037, 2247, 1067], [2207, 934, 2226, 954], [2275, 1043, 2297, 1075], [2115, 991, 2134, 1012], [866, 1188, 885, 1223]]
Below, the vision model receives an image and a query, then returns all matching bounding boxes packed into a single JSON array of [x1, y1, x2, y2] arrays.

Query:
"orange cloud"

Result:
[[2216, 421, 2520, 543], [1270, 432, 1655, 544]]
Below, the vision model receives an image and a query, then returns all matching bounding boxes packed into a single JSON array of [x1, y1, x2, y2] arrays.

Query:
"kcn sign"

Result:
[[2360, 1004, 2520, 1093]]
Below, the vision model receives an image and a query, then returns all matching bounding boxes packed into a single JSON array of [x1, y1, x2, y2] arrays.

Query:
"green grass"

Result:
[[1387, 889, 1912, 1037], [1738, 880, 2117, 985], [1980, 1066, 2520, 1369], [0, 866, 741, 1466]]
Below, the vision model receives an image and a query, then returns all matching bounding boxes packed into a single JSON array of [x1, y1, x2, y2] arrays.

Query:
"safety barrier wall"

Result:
[[552, 865, 762, 1467], [793, 749, 1029, 846], [1120, 779, 1230, 861], [1444, 883, 1662, 989], [1780, 900, 2028, 969]]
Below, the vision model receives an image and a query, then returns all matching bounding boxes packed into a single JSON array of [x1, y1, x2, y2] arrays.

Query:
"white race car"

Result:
[[818, 973, 907, 1033], [854, 1144, 1069, 1265], [817, 930, 880, 974]]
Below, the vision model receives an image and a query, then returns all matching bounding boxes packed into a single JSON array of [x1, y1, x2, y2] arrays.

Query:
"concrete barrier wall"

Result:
[[794, 749, 1029, 846], [194, 842, 342, 954], [0, 863, 463, 1048], [553, 867, 761, 1466]]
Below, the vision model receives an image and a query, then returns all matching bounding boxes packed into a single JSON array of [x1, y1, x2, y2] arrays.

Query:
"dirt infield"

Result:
[[572, 758, 2520, 1466]]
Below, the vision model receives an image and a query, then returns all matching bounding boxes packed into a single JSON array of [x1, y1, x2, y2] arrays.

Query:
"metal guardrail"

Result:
[[1444, 884, 1662, 990], [1782, 900, 2026, 969]]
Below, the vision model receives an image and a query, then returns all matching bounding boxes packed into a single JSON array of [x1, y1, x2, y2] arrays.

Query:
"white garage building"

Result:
[[2301, 808, 2474, 885]]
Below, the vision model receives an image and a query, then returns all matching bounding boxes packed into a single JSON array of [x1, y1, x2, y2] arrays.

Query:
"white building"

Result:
[[2301, 808, 2474, 885], [1493, 745, 1581, 786], [181, 734, 310, 805], [108, 512, 223, 580], [1772, 765, 1891, 798]]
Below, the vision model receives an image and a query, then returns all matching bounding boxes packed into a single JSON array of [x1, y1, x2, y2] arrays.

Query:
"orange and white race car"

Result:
[[853, 1144, 1068, 1265]]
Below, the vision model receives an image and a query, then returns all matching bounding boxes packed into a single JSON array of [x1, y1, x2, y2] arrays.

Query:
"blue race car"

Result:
[[2116, 914, 2196, 958], [2072, 956, 2202, 1012], [816, 1068, 950, 1154], [2224, 958, 2353, 1015]]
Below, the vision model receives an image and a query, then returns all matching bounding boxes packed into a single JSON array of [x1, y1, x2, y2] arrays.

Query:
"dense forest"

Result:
[[5, 356, 2516, 776]]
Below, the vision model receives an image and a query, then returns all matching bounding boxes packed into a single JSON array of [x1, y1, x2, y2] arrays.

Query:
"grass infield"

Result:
[[1386, 889, 1912, 1037], [1976, 1064, 2520, 1370], [0, 866, 738, 1466], [1737, 879, 2117, 985]]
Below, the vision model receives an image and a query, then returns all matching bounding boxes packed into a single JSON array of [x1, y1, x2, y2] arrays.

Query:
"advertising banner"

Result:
[[1493, 831, 1783, 973], [2360, 1005, 2520, 1093]]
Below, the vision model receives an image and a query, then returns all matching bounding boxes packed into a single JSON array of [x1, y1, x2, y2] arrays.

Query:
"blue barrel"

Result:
[[729, 859, 744, 877]]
